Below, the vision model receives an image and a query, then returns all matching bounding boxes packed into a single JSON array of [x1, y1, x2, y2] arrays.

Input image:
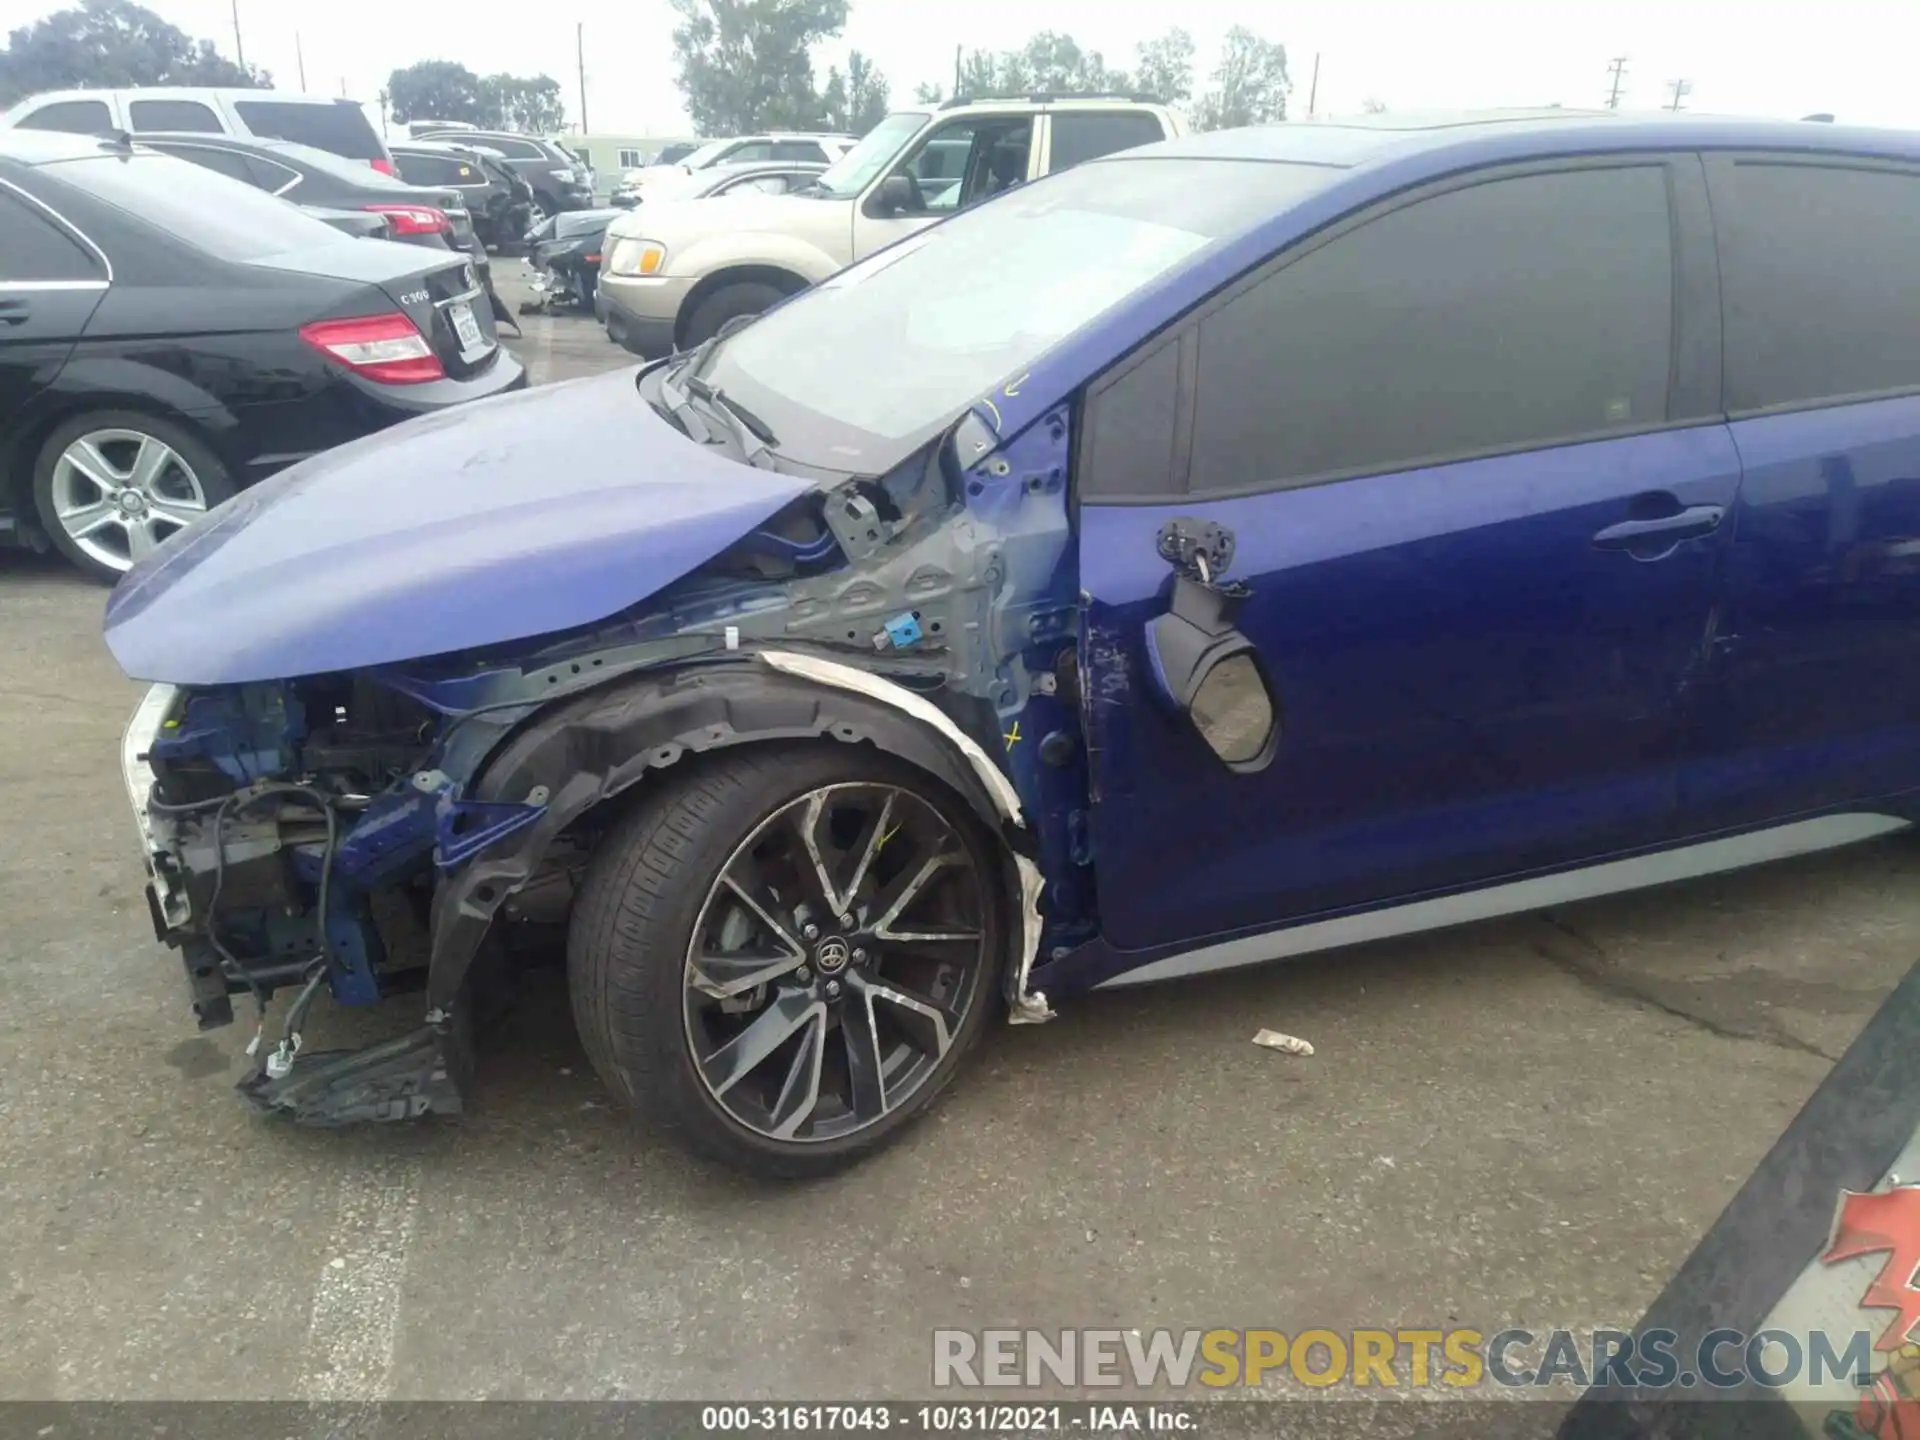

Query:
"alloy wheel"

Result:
[[682, 782, 990, 1144], [48, 428, 209, 571]]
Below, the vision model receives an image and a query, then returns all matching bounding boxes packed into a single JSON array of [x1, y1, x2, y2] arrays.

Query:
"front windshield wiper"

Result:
[[685, 374, 778, 460]]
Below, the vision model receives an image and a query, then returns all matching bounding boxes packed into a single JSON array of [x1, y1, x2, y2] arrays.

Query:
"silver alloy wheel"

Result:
[[48, 428, 209, 571], [682, 782, 989, 1144]]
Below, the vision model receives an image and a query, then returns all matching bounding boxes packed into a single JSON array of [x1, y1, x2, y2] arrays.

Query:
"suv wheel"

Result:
[[682, 280, 788, 348], [568, 746, 1007, 1178], [31, 412, 234, 582]]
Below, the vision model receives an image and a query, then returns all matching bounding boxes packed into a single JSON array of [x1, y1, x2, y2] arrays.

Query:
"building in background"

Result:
[[565, 133, 700, 199]]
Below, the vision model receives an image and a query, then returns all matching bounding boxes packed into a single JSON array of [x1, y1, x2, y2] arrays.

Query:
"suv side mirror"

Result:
[[872, 173, 917, 216]]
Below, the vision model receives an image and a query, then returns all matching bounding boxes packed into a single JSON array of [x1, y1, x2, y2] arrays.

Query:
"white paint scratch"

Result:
[[299, 1159, 422, 1403]]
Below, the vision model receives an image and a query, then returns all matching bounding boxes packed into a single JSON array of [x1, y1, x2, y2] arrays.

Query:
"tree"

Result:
[[1132, 28, 1195, 106], [821, 48, 889, 134], [911, 80, 944, 104], [483, 73, 566, 132], [1360, 96, 1388, 114], [671, 0, 849, 135], [1193, 26, 1290, 131], [387, 61, 566, 131], [954, 31, 1124, 100], [387, 60, 485, 125], [0, 0, 266, 106]]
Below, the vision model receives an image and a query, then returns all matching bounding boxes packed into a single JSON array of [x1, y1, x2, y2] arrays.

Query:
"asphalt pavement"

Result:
[[1, 266, 1914, 1407]]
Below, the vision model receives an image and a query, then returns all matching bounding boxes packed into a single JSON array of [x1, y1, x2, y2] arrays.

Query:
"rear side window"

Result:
[[147, 143, 261, 188], [1185, 164, 1675, 495], [128, 99, 223, 133], [1716, 162, 1920, 412], [394, 152, 471, 186], [1048, 112, 1166, 171], [773, 140, 825, 162], [18, 99, 112, 135], [233, 100, 382, 160], [727, 141, 775, 163], [0, 190, 100, 282]]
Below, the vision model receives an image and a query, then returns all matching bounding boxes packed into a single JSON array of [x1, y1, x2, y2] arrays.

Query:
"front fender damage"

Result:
[[424, 653, 1052, 1023]]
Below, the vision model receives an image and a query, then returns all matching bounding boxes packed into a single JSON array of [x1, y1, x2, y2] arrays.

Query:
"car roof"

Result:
[[7, 86, 358, 106], [1144, 108, 1919, 168], [0, 129, 119, 165]]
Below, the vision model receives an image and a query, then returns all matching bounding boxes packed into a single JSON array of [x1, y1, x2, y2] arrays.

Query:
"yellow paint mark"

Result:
[[875, 824, 902, 853], [1003, 371, 1029, 398], [981, 397, 1003, 431], [1003, 721, 1022, 752]]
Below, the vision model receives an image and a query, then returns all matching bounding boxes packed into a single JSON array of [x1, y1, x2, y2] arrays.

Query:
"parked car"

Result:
[[612, 132, 853, 204], [105, 109, 1920, 1180], [133, 132, 488, 271], [410, 127, 592, 220], [523, 207, 622, 310], [653, 141, 700, 166], [609, 157, 827, 210], [301, 206, 394, 240], [599, 97, 1178, 356], [0, 131, 523, 579], [0, 88, 397, 174], [389, 139, 533, 251]]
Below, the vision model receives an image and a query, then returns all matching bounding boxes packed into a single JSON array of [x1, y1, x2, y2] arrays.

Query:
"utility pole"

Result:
[[1605, 55, 1629, 109], [953, 43, 963, 100], [1307, 52, 1321, 118], [577, 23, 590, 133], [377, 88, 389, 139], [1666, 77, 1692, 111], [295, 31, 307, 91], [230, 0, 245, 71]]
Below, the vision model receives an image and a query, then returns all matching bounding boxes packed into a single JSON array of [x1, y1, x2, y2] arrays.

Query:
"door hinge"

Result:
[[1155, 516, 1242, 593]]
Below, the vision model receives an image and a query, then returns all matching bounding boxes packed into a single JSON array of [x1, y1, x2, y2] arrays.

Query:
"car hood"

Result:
[[103, 369, 814, 686]]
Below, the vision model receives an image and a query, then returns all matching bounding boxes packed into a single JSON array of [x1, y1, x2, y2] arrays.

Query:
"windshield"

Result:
[[810, 112, 927, 198], [703, 157, 1338, 473], [44, 151, 358, 262], [677, 139, 738, 171]]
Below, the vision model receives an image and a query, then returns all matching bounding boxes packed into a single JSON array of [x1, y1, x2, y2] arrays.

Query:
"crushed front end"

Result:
[[122, 673, 505, 1123]]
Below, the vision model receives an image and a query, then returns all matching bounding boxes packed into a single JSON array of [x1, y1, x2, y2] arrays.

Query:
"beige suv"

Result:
[[599, 96, 1181, 357]]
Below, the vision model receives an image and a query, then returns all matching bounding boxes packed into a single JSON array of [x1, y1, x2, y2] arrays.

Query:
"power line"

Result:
[[1667, 78, 1692, 111], [1605, 55, 1629, 110]]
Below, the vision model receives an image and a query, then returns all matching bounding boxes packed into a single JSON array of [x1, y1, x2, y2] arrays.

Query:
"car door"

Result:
[[1076, 156, 1738, 958], [1675, 155, 1920, 833], [0, 182, 108, 494]]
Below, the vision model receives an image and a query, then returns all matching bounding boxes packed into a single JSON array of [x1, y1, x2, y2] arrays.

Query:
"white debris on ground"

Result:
[[1251, 1029, 1315, 1056]]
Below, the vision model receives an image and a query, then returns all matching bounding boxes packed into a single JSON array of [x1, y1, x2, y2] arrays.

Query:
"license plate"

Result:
[[450, 301, 484, 353]]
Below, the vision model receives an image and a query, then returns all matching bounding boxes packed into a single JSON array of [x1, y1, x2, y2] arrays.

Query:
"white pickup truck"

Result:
[[597, 95, 1184, 356]]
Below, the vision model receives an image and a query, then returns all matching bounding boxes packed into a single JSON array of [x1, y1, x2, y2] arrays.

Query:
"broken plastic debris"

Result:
[[1252, 1029, 1315, 1057]]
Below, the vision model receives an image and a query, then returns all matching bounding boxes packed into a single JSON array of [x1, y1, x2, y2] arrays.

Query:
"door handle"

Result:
[[0, 299, 28, 327], [1592, 505, 1726, 551]]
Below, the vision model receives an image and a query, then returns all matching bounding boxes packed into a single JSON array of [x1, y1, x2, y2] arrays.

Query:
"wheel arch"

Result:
[[424, 653, 1052, 1021], [673, 264, 811, 348]]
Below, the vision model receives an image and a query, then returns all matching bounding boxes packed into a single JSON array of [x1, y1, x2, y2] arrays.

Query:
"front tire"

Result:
[[681, 280, 787, 348], [567, 746, 1007, 1178]]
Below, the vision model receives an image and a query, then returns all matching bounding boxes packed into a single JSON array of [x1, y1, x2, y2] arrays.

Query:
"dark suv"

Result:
[[412, 128, 592, 220]]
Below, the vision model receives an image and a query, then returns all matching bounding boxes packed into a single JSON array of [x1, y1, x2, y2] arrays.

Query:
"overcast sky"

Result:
[[0, 0, 1906, 136]]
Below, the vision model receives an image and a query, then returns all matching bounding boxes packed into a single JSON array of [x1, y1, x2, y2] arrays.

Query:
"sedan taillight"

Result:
[[364, 203, 450, 237], [369, 157, 398, 178], [299, 312, 444, 385]]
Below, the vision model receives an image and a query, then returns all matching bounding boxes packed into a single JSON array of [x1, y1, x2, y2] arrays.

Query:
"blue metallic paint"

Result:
[[1076, 424, 1743, 956], [102, 368, 812, 685]]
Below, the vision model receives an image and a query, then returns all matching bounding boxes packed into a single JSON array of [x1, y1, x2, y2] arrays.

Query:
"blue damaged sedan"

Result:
[[106, 111, 1920, 1176]]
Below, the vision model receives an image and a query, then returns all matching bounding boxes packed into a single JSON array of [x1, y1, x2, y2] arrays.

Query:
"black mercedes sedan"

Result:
[[0, 130, 525, 580]]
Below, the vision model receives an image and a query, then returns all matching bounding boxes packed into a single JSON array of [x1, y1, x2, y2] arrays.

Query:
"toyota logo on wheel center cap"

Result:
[[814, 937, 851, 975]]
